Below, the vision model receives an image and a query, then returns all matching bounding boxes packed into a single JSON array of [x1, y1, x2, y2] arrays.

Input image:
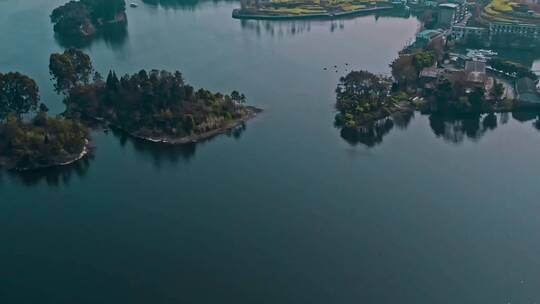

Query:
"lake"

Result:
[[1, 1, 540, 303]]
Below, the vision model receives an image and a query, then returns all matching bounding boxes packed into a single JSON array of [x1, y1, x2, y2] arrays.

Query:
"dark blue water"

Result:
[[1, 1, 540, 303]]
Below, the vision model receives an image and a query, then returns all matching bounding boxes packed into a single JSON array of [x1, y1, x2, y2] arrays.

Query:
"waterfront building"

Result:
[[464, 61, 487, 87], [438, 2, 466, 28], [451, 25, 487, 39], [415, 29, 444, 45], [489, 22, 540, 40], [419, 66, 441, 90]]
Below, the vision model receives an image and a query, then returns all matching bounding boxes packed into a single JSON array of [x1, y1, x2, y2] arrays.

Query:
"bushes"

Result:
[[0, 114, 89, 170]]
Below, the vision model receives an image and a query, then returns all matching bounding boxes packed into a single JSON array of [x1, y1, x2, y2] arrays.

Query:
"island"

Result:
[[334, 70, 412, 129], [232, 0, 394, 19], [49, 49, 261, 144], [50, 0, 127, 41], [0, 72, 90, 171]]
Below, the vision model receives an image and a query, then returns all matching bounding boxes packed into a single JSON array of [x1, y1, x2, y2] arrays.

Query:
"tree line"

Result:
[[50, 48, 252, 140]]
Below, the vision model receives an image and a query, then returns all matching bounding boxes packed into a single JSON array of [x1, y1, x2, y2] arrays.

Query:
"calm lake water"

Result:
[[2, 1, 540, 303]]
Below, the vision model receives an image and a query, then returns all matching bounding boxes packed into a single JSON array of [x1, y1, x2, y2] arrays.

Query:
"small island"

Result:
[[50, 0, 127, 41], [233, 0, 394, 20], [334, 70, 411, 129], [0, 72, 90, 171], [50, 49, 261, 144]]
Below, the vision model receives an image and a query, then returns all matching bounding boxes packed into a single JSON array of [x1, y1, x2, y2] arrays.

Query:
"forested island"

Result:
[[51, 0, 126, 41], [0, 72, 90, 171], [50, 49, 260, 144], [334, 70, 412, 130]]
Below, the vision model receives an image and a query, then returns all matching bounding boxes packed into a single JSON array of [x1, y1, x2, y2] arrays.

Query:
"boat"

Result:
[[130, 3, 138, 8]]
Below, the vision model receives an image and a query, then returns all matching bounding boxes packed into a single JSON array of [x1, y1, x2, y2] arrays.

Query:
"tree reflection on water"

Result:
[[54, 21, 128, 49], [111, 121, 248, 168], [339, 111, 540, 147], [4, 153, 94, 188]]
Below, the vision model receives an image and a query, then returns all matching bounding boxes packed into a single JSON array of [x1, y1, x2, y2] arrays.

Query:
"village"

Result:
[[333, 0, 540, 141], [402, 0, 540, 108]]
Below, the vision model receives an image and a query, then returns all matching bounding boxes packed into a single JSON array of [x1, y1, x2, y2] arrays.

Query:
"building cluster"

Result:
[[401, 0, 540, 106], [438, 0, 467, 27], [451, 22, 540, 42], [418, 60, 493, 93], [408, 0, 468, 26], [408, 0, 540, 45]]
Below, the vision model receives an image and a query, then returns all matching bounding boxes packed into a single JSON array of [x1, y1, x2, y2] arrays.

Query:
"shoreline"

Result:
[[232, 6, 392, 20], [83, 106, 262, 145], [346, 100, 540, 130], [1, 140, 91, 172], [129, 107, 262, 145]]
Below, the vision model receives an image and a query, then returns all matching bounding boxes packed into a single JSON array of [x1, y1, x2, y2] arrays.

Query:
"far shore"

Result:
[[232, 6, 392, 20]]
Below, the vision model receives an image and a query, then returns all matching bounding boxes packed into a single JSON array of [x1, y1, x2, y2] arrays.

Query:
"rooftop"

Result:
[[439, 3, 459, 9], [416, 29, 443, 40], [420, 67, 439, 78], [464, 61, 486, 83]]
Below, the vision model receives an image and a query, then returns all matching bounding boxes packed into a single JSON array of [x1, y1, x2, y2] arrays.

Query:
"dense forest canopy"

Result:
[[49, 49, 255, 141], [0, 114, 89, 170], [0, 72, 40, 120], [50, 48, 93, 93], [0, 71, 89, 170], [51, 0, 126, 39], [334, 70, 393, 130]]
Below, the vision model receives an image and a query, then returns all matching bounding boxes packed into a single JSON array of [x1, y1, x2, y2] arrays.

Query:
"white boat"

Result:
[[130, 3, 138, 8]]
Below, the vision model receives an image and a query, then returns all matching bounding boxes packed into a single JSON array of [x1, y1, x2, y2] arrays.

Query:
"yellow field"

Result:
[[256, 0, 378, 15], [482, 0, 540, 23]]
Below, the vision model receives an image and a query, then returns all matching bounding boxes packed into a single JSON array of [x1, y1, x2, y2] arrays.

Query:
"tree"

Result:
[[412, 51, 435, 71], [491, 80, 505, 100], [231, 91, 247, 104], [468, 87, 485, 111], [0, 72, 40, 119], [106, 70, 119, 91], [49, 48, 93, 93], [184, 114, 195, 133], [391, 54, 419, 88], [93, 71, 103, 83], [240, 93, 247, 104]]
